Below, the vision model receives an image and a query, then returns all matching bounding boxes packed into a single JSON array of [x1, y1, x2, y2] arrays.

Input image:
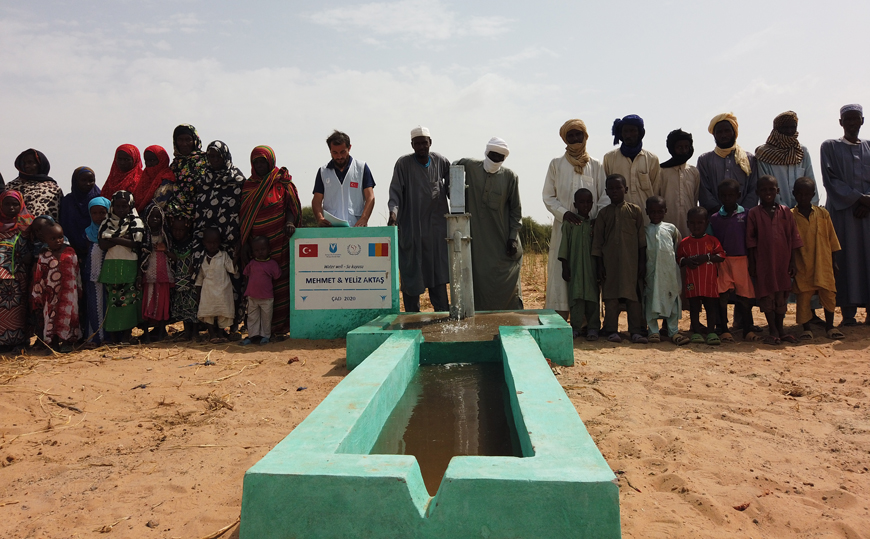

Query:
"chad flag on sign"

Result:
[[368, 243, 389, 256]]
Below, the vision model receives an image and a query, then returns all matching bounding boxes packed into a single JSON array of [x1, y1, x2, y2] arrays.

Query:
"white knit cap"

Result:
[[410, 125, 431, 138]]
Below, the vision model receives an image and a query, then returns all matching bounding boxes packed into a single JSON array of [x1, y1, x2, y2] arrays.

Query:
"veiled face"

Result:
[[776, 118, 797, 137], [565, 129, 585, 145]]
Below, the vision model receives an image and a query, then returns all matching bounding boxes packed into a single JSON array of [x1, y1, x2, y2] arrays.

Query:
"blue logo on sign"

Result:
[[381, 295, 386, 301], [329, 243, 338, 253], [301, 296, 307, 302]]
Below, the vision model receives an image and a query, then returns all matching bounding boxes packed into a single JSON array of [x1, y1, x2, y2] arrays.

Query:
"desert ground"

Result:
[[1, 253, 868, 538]]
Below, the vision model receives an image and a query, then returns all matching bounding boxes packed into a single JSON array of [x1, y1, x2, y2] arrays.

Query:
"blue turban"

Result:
[[611, 114, 645, 159]]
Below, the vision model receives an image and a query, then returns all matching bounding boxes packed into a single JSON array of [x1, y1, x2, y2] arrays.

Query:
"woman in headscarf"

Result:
[[59, 166, 101, 261], [136, 145, 176, 213], [658, 129, 700, 237], [6, 149, 63, 221], [542, 119, 608, 318], [165, 124, 208, 222], [84, 196, 111, 346], [0, 190, 34, 351], [240, 146, 302, 336], [193, 140, 245, 337], [756, 111, 816, 208], [101, 144, 143, 202]]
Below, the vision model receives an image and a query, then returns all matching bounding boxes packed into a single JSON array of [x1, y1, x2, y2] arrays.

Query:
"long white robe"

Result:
[[659, 163, 700, 238], [542, 156, 608, 311]]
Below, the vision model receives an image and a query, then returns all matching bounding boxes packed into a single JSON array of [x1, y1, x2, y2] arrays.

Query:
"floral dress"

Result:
[[31, 247, 82, 342]]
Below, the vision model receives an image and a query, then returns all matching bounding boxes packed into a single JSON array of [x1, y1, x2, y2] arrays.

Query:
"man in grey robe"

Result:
[[697, 112, 759, 214], [388, 126, 451, 312], [454, 137, 523, 310], [821, 104, 870, 326]]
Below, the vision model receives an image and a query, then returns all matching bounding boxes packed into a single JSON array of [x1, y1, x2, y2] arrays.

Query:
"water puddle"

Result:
[[370, 363, 521, 495]]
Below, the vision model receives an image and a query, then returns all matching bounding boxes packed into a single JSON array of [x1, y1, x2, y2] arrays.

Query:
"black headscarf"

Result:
[[14, 149, 55, 183], [660, 129, 694, 169]]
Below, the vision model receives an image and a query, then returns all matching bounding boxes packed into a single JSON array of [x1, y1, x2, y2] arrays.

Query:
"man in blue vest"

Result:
[[312, 130, 376, 226]]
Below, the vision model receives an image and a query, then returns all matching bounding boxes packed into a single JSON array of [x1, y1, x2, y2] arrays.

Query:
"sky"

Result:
[[1, 0, 867, 225]]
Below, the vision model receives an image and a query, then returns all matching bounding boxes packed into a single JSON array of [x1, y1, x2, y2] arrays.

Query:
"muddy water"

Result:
[[387, 311, 541, 342], [370, 363, 520, 495]]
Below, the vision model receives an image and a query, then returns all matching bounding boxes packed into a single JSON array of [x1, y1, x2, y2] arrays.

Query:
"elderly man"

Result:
[[756, 111, 816, 208], [658, 129, 700, 237], [821, 104, 870, 326], [312, 130, 375, 227], [388, 126, 451, 312], [543, 119, 608, 318], [454, 137, 523, 310], [698, 113, 759, 214], [603, 114, 660, 224]]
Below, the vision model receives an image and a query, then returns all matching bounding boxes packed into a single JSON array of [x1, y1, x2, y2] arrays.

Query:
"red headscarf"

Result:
[[133, 145, 175, 212], [0, 190, 34, 233], [102, 144, 143, 202]]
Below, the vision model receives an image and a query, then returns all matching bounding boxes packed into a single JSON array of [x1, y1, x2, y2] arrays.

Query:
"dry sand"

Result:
[[1, 254, 868, 538]]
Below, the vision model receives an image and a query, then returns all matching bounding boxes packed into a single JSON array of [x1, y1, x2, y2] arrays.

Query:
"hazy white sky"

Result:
[[2, 0, 867, 224]]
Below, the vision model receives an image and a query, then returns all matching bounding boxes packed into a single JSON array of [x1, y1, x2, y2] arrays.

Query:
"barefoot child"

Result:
[[791, 177, 843, 340], [0, 190, 34, 353], [98, 191, 144, 344], [31, 223, 82, 353], [241, 236, 281, 345], [138, 205, 173, 343], [746, 175, 803, 344], [592, 174, 647, 344], [167, 216, 198, 340], [195, 227, 237, 343], [708, 179, 757, 342], [643, 196, 684, 344], [83, 197, 110, 345], [677, 207, 725, 345], [558, 188, 600, 341]]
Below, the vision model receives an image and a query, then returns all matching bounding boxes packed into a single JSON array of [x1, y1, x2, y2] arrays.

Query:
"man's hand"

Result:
[[387, 212, 398, 226], [563, 211, 582, 225], [353, 216, 368, 227], [318, 218, 332, 227], [506, 239, 518, 257]]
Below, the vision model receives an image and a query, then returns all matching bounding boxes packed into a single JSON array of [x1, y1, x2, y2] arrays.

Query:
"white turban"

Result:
[[410, 125, 431, 138], [483, 136, 509, 173]]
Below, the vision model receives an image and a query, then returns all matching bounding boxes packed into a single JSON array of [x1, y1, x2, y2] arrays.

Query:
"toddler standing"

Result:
[[241, 236, 281, 345], [791, 177, 843, 339], [592, 174, 647, 344], [677, 207, 725, 345], [746, 175, 803, 344], [643, 196, 684, 344], [31, 223, 82, 353], [558, 188, 600, 341], [195, 227, 237, 343], [139, 204, 173, 343]]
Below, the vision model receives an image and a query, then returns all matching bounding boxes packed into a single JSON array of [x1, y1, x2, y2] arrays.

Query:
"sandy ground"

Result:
[[1, 253, 868, 538]]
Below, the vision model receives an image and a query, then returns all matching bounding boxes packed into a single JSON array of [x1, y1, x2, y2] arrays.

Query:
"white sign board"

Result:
[[294, 237, 392, 310]]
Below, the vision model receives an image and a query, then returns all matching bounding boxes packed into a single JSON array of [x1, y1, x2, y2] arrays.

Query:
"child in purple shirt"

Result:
[[241, 236, 282, 345]]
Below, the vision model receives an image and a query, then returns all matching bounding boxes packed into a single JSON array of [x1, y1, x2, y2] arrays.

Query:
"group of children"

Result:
[[0, 188, 283, 354], [558, 173, 841, 346]]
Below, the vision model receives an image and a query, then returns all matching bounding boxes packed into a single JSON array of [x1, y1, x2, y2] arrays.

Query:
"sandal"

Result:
[[690, 333, 705, 344], [763, 335, 781, 346], [706, 333, 721, 346], [826, 328, 845, 340], [209, 337, 228, 344], [799, 330, 814, 340], [572, 330, 582, 339], [648, 333, 661, 343], [744, 331, 764, 343], [719, 332, 734, 344], [586, 329, 599, 341], [607, 332, 622, 343], [631, 333, 648, 344], [781, 334, 798, 344], [672, 333, 690, 346], [840, 317, 858, 327]]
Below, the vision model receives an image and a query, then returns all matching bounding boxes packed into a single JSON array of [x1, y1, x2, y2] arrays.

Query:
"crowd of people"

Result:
[[0, 103, 867, 353]]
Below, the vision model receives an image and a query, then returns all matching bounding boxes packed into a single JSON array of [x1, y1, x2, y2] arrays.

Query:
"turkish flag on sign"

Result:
[[299, 244, 318, 257]]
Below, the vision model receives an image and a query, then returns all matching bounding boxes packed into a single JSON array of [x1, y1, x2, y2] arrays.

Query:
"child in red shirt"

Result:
[[677, 207, 725, 345]]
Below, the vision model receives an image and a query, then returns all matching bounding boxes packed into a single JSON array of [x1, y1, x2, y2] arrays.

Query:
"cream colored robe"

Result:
[[658, 163, 700, 237], [603, 148, 661, 224]]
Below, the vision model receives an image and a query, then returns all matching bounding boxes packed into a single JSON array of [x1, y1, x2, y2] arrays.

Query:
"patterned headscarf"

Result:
[[708, 113, 752, 176], [139, 203, 170, 273], [102, 144, 143, 202], [14, 149, 54, 183], [559, 119, 590, 173], [611, 115, 645, 159], [86, 196, 111, 243], [755, 111, 803, 166], [240, 145, 301, 245], [134, 145, 175, 212], [98, 191, 145, 248], [660, 129, 694, 169], [0, 190, 34, 233]]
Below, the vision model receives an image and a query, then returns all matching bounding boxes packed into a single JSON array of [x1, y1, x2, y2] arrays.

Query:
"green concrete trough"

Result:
[[240, 314, 620, 538]]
